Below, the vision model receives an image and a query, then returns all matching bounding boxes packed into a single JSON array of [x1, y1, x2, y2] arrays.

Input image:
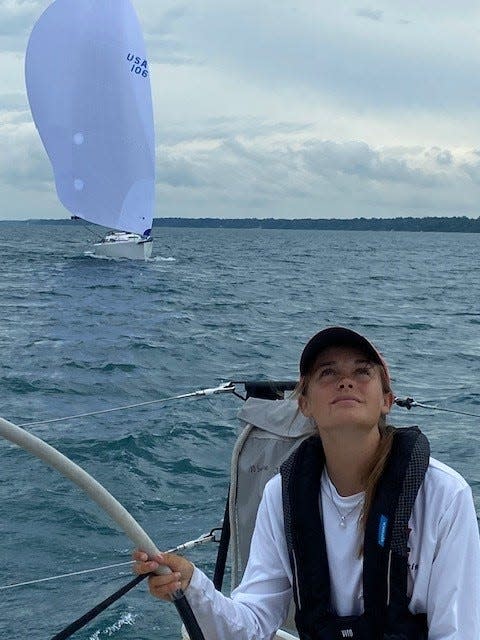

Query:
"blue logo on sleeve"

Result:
[[378, 515, 388, 547]]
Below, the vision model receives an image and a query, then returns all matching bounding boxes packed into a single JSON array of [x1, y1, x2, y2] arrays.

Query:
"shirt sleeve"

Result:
[[427, 485, 480, 639], [184, 477, 292, 640]]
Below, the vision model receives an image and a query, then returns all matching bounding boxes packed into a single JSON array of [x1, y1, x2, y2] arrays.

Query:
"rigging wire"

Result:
[[0, 530, 221, 592], [13, 385, 478, 430], [71, 217, 104, 242], [17, 382, 236, 428], [394, 397, 480, 419], [0, 560, 134, 592]]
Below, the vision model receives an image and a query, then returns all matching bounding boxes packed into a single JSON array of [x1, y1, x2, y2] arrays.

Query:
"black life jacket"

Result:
[[280, 426, 430, 640]]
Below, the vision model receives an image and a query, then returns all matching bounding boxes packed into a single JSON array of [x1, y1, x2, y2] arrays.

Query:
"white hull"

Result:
[[92, 232, 153, 260]]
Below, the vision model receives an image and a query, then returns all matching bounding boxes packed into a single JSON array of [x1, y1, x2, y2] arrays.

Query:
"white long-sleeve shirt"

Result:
[[184, 457, 480, 640]]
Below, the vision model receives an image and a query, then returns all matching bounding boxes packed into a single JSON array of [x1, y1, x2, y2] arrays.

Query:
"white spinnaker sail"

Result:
[[25, 0, 155, 236]]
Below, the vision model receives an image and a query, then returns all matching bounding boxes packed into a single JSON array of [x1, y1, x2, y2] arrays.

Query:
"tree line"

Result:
[[151, 216, 480, 233], [20, 215, 480, 232]]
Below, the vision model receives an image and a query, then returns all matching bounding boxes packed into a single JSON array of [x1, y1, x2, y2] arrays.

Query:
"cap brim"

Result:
[[299, 327, 385, 376]]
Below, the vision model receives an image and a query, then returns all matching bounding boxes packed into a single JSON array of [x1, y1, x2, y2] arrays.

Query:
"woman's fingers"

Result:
[[148, 573, 183, 600], [159, 553, 195, 590], [132, 549, 161, 576], [132, 549, 195, 596], [131, 550, 182, 600], [134, 559, 161, 575]]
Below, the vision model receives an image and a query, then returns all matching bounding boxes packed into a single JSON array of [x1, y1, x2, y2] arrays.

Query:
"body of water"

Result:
[[0, 222, 478, 639]]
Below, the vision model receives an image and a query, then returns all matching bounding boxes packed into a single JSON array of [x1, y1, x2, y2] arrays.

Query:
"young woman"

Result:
[[134, 327, 480, 639]]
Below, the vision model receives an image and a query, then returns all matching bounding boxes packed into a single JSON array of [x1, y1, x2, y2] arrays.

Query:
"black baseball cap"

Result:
[[299, 326, 390, 384]]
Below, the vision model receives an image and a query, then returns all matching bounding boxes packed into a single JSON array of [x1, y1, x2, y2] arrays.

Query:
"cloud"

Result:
[[0, 91, 28, 111], [301, 140, 445, 188], [156, 154, 204, 188], [141, 0, 480, 114], [430, 148, 453, 167], [149, 126, 480, 218], [355, 8, 383, 21], [158, 118, 312, 147], [0, 117, 51, 189], [139, 3, 200, 66], [0, 0, 48, 48], [459, 153, 480, 185]]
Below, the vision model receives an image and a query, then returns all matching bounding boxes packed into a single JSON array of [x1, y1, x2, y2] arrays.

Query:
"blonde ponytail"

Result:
[[359, 423, 395, 532]]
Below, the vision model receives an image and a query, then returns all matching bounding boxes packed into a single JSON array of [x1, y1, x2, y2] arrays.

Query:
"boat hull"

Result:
[[92, 233, 153, 260]]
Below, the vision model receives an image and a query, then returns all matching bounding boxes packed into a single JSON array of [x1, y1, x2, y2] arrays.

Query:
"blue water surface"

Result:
[[0, 222, 478, 639]]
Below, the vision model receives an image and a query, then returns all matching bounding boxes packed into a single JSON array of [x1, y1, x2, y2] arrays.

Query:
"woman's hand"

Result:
[[132, 549, 195, 601]]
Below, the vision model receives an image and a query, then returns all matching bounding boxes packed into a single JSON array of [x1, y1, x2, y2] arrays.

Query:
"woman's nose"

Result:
[[338, 379, 354, 389]]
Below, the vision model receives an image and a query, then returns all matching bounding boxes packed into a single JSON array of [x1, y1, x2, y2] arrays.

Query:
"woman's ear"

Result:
[[298, 393, 311, 418], [381, 391, 394, 416]]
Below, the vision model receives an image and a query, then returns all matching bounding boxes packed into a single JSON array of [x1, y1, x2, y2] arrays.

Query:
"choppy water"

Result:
[[0, 222, 479, 639]]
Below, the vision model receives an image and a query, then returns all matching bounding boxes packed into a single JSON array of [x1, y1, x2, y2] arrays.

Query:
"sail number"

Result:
[[127, 53, 148, 78]]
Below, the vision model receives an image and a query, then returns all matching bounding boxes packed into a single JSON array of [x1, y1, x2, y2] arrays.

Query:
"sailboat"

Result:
[[25, 0, 155, 260]]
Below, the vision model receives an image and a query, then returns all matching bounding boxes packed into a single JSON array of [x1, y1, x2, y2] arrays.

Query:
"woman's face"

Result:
[[298, 345, 394, 434]]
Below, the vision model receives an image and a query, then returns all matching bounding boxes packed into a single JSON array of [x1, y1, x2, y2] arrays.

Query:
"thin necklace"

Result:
[[325, 479, 363, 528]]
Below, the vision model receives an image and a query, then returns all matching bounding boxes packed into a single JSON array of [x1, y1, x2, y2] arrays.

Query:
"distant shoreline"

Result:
[[3, 216, 480, 233], [153, 216, 480, 233]]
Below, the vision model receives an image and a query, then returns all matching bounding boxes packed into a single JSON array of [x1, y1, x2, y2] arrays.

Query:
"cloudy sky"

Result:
[[2, 0, 480, 220]]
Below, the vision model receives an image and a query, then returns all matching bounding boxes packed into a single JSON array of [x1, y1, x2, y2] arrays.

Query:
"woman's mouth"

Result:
[[331, 396, 361, 405]]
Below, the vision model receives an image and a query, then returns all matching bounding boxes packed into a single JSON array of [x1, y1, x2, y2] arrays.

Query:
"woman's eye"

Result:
[[319, 368, 335, 378], [356, 366, 372, 377]]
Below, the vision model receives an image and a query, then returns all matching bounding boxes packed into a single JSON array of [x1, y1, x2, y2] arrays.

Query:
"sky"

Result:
[[2, 0, 480, 220]]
